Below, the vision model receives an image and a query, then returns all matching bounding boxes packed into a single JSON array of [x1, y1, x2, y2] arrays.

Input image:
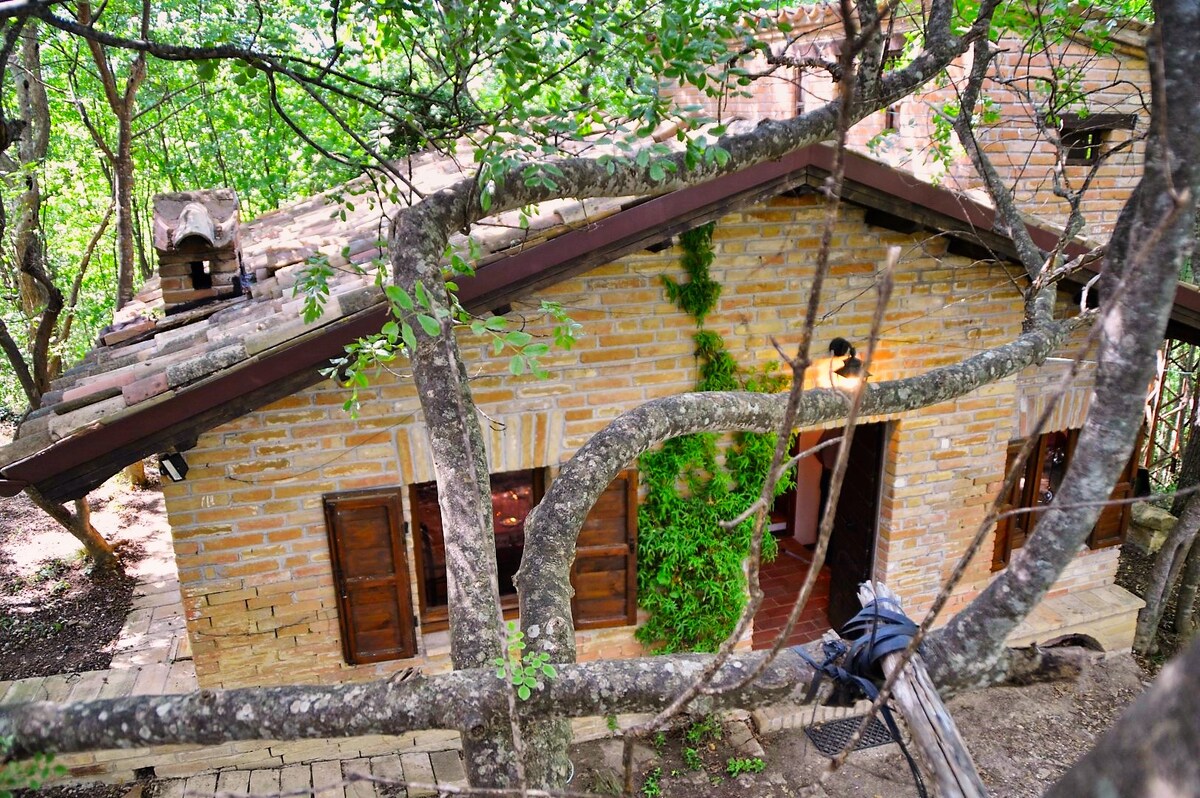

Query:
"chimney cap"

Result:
[[152, 189, 240, 256], [172, 202, 217, 251]]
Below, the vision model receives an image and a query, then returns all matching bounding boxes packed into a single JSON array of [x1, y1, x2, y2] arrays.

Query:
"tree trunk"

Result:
[[24, 486, 120, 573], [124, 459, 150, 488], [10, 25, 49, 319], [114, 140, 136, 309], [1133, 492, 1200, 653], [1171, 425, 1200, 516], [389, 197, 520, 788], [1046, 634, 1200, 797], [926, 0, 1200, 689], [1175, 539, 1200, 641]]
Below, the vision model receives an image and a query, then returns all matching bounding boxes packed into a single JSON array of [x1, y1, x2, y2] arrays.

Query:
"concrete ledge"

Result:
[[1006, 583, 1145, 653]]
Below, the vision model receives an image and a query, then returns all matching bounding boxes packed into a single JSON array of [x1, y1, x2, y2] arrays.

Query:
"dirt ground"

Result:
[[0, 462, 1163, 796], [0, 462, 160, 680], [572, 653, 1146, 797]]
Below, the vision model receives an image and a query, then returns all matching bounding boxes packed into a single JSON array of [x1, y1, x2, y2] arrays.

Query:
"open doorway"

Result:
[[752, 422, 888, 649]]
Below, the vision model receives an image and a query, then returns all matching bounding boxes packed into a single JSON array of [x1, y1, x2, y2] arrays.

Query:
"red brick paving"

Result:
[[752, 537, 833, 650]]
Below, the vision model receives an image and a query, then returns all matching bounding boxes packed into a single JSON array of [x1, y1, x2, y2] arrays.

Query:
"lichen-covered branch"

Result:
[[0, 653, 814, 758], [0, 643, 1092, 762], [926, 0, 1200, 689], [519, 310, 1082, 662]]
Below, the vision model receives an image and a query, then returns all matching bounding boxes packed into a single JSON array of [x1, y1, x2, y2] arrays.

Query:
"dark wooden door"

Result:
[[826, 423, 887, 631], [324, 489, 417, 664], [572, 471, 638, 629]]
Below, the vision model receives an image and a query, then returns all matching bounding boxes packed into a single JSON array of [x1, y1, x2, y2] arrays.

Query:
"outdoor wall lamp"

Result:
[[160, 452, 189, 482], [828, 337, 867, 389]]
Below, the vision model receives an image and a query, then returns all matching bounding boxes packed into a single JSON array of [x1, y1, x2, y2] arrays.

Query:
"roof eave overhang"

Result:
[[7, 143, 1199, 501]]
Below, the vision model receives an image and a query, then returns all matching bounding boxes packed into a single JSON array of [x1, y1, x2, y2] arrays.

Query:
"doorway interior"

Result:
[[752, 422, 888, 650]]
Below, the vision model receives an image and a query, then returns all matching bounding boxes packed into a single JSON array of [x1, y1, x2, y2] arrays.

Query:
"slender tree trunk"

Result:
[[25, 486, 120, 573], [1175, 540, 1200, 640], [1134, 493, 1200, 652], [77, 1, 144, 311], [1171, 425, 1200, 516], [124, 459, 150, 488], [390, 197, 519, 788], [10, 25, 49, 318], [114, 132, 136, 309]]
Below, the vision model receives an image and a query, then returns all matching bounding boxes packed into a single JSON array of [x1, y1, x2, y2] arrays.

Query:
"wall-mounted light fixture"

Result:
[[828, 337, 868, 390], [160, 452, 189, 482]]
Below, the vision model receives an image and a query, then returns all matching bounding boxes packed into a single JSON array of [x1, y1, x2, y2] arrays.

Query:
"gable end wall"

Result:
[[162, 194, 1108, 689]]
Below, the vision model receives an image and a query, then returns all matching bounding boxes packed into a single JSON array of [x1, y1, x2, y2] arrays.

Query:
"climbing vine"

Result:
[[636, 222, 794, 653]]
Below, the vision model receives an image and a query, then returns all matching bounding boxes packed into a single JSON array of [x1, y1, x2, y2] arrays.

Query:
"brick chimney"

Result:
[[152, 189, 243, 314]]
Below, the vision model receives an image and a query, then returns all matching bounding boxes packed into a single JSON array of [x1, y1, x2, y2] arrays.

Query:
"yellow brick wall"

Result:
[[669, 23, 1147, 242], [163, 193, 1112, 689]]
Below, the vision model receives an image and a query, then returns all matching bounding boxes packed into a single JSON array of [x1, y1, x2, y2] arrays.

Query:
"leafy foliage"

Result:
[[492, 621, 557, 701], [636, 228, 792, 653], [725, 756, 766, 776], [662, 223, 722, 325], [0, 736, 65, 796]]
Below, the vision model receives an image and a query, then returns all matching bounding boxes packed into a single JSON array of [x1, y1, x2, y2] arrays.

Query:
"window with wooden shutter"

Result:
[[572, 471, 638, 629], [323, 488, 417, 665], [1088, 426, 1143, 549], [410, 468, 546, 630], [405, 468, 638, 632], [992, 442, 1028, 570], [993, 428, 1141, 570]]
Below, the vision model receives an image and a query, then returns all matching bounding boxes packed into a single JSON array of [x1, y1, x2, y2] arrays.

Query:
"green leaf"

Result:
[[417, 314, 441, 336], [517, 684, 531, 700], [415, 281, 432, 309], [505, 330, 533, 347], [401, 322, 418, 352], [485, 316, 508, 331], [509, 355, 526, 375], [386, 285, 415, 311], [541, 664, 557, 678], [195, 60, 219, 81]]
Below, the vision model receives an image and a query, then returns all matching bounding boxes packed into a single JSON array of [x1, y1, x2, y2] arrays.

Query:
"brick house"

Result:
[[4, 137, 1199, 701], [673, 4, 1150, 241]]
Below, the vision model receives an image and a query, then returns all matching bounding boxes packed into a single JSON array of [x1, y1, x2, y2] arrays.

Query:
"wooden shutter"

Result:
[[572, 471, 638, 629], [1088, 427, 1143, 549], [993, 442, 1031, 571], [324, 489, 417, 665]]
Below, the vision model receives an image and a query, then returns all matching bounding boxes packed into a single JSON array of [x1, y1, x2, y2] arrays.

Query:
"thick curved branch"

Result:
[[0, 643, 1093, 761], [519, 310, 1083, 661], [0, 317, 37, 405], [0, 652, 814, 759]]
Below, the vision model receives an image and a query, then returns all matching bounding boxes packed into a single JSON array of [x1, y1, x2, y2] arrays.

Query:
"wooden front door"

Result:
[[324, 489, 417, 664], [826, 423, 887, 631]]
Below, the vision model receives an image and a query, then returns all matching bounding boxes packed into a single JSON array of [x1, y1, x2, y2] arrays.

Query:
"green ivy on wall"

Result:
[[636, 222, 794, 653]]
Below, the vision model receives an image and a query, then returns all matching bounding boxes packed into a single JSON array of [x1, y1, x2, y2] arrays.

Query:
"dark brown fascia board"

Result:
[[5, 142, 1199, 500], [0, 146, 828, 501]]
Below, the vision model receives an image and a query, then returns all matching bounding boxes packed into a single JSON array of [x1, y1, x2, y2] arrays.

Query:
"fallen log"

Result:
[[856, 582, 988, 798]]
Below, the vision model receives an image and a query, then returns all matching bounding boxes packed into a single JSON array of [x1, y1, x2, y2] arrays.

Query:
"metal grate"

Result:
[[804, 715, 895, 758]]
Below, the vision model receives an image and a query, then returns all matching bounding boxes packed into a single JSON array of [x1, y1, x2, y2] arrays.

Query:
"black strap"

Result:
[[790, 599, 929, 798]]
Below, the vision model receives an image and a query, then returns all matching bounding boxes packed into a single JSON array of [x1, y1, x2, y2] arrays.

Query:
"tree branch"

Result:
[[519, 310, 1082, 662], [0, 643, 1094, 761]]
